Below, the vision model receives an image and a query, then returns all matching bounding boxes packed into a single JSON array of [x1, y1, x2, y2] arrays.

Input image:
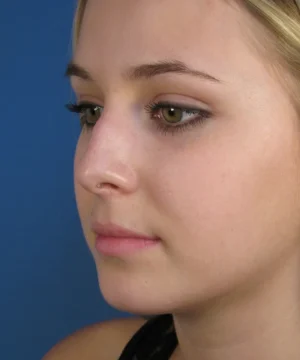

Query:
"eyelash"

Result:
[[65, 101, 212, 136], [65, 102, 101, 129]]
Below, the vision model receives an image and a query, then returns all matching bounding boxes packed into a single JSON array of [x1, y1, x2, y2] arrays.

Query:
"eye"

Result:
[[161, 107, 194, 124], [65, 102, 103, 128], [145, 101, 212, 135]]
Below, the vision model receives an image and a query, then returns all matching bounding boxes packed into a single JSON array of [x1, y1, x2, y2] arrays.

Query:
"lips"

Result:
[[91, 222, 160, 240], [91, 222, 160, 256]]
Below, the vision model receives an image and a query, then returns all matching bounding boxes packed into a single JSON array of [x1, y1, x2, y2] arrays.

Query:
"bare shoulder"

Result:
[[43, 317, 147, 360]]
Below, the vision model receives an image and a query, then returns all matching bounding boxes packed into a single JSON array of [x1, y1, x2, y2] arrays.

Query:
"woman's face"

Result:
[[72, 0, 300, 315]]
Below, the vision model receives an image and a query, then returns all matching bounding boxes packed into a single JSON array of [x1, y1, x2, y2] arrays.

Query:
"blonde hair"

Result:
[[72, 0, 300, 104]]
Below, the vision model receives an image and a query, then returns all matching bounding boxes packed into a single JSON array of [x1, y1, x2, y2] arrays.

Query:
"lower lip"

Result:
[[95, 236, 160, 256]]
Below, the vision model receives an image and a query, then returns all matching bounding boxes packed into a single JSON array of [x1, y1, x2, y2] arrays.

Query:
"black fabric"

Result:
[[118, 314, 178, 360]]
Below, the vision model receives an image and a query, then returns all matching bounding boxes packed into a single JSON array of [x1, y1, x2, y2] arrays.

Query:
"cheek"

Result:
[[150, 127, 300, 271], [73, 135, 93, 232], [153, 146, 259, 240], [74, 137, 84, 212]]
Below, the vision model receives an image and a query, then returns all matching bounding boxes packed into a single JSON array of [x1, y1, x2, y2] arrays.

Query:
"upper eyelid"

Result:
[[77, 101, 102, 106], [150, 102, 205, 110], [75, 102, 104, 111], [69, 99, 211, 116], [77, 101, 205, 109], [65, 102, 102, 113]]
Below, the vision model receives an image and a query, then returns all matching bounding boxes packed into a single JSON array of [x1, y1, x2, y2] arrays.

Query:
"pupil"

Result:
[[169, 108, 175, 117]]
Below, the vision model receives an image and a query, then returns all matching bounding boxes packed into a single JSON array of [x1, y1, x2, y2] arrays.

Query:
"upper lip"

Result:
[[91, 222, 159, 240]]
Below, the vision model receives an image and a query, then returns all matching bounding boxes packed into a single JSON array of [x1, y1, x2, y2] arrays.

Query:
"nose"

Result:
[[74, 116, 139, 198]]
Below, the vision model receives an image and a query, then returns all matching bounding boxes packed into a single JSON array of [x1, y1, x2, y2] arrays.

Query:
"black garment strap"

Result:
[[118, 314, 178, 360]]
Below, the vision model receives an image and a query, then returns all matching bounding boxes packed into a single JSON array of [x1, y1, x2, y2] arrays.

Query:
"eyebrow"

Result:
[[65, 60, 221, 83]]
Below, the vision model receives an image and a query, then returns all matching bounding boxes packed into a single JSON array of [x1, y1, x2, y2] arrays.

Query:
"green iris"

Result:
[[162, 107, 183, 124]]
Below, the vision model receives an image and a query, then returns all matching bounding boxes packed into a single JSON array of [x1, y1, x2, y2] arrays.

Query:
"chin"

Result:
[[97, 273, 185, 316], [98, 281, 167, 315], [97, 275, 218, 317]]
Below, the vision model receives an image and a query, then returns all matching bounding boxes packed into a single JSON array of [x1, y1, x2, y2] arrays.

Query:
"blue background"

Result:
[[0, 1, 129, 359]]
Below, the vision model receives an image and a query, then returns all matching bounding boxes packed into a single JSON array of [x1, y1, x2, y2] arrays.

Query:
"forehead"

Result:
[[75, 0, 266, 84]]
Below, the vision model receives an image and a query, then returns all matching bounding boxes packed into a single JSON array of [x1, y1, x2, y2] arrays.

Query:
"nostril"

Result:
[[96, 182, 118, 190]]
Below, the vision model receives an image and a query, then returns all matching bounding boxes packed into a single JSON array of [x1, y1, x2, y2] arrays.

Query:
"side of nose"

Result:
[[74, 117, 139, 197]]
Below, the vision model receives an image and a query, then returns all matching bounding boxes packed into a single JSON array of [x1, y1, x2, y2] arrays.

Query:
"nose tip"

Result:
[[75, 160, 139, 197]]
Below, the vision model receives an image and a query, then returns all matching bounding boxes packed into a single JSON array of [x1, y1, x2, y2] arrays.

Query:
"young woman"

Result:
[[44, 0, 300, 359]]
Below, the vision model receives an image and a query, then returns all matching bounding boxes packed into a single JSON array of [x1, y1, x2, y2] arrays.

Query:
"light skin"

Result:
[[69, 0, 300, 359]]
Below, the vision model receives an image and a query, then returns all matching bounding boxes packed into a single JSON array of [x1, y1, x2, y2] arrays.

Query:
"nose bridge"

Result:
[[76, 111, 139, 195]]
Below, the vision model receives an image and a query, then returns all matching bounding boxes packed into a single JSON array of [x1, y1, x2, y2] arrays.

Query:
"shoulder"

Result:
[[42, 317, 147, 360]]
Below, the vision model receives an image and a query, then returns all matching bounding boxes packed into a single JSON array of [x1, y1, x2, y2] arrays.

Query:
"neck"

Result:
[[172, 253, 300, 360]]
